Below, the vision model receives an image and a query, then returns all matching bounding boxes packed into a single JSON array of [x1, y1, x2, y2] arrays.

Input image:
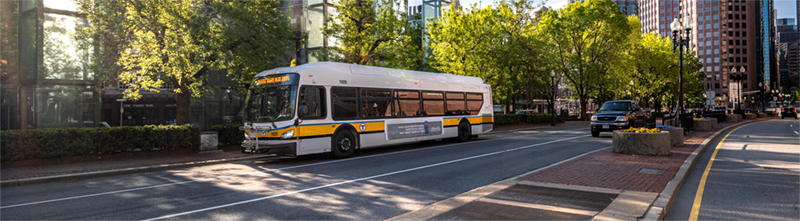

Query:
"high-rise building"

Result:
[[777, 18, 797, 89], [638, 0, 777, 109]]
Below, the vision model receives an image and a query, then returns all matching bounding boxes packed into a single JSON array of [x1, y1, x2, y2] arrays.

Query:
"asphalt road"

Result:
[[664, 118, 800, 220], [1, 125, 612, 220]]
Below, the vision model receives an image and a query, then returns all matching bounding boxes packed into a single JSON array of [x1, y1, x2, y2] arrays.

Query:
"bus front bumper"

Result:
[[242, 139, 297, 156]]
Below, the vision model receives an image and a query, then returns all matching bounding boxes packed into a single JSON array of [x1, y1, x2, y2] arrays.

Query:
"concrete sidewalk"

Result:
[[389, 117, 774, 221], [0, 120, 590, 188]]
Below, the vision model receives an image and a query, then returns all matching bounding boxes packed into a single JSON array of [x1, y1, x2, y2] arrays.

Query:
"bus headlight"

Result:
[[244, 132, 250, 139], [281, 130, 295, 139]]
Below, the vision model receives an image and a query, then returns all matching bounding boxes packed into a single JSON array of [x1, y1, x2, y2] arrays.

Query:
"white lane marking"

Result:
[[0, 130, 589, 209], [141, 135, 590, 221]]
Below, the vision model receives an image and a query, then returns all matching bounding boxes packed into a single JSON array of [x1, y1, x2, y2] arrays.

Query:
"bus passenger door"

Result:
[[297, 86, 330, 155]]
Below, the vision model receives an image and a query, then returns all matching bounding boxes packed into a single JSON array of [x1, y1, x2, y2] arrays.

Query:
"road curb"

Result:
[[640, 118, 771, 221], [0, 155, 274, 188]]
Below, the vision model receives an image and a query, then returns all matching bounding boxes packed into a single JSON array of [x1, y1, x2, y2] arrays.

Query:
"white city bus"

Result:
[[240, 62, 494, 158]]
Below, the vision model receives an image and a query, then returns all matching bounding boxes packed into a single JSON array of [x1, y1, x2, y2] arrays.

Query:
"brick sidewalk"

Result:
[[516, 122, 733, 193]]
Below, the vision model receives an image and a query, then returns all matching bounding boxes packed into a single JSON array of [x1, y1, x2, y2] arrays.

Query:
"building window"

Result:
[[736, 40, 740, 45], [714, 49, 719, 54], [713, 14, 718, 20], [729, 48, 734, 54], [713, 6, 718, 11], [742, 40, 747, 45], [743, 48, 747, 54], [715, 83, 720, 89], [743, 83, 748, 89], [714, 32, 719, 37], [742, 32, 746, 37], [714, 23, 719, 29], [714, 40, 719, 46]]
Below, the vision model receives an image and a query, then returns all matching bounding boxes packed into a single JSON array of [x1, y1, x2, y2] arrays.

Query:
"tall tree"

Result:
[[538, 0, 635, 118], [428, 0, 547, 112], [318, 0, 422, 68], [76, 0, 294, 124]]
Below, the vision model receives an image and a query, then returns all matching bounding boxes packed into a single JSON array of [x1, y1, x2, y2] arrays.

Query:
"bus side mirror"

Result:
[[294, 118, 300, 126]]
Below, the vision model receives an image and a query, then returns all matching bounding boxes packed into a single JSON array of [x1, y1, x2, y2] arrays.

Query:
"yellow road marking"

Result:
[[689, 124, 748, 221]]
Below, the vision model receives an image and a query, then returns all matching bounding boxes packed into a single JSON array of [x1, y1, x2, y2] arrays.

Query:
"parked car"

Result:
[[781, 107, 797, 119], [590, 100, 651, 137], [712, 106, 727, 112], [515, 109, 536, 115], [82, 121, 111, 128]]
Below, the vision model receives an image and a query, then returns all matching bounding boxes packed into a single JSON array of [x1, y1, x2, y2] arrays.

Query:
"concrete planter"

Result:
[[694, 120, 713, 131], [757, 113, 766, 118], [612, 131, 671, 156], [744, 114, 756, 120], [725, 115, 736, 123], [663, 128, 684, 147], [735, 114, 743, 122], [708, 118, 718, 128]]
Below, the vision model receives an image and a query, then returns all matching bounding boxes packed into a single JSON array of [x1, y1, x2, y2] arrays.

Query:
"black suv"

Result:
[[782, 107, 797, 119], [590, 100, 651, 137]]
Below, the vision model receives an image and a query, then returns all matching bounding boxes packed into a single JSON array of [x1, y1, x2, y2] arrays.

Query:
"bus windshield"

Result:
[[245, 85, 297, 123]]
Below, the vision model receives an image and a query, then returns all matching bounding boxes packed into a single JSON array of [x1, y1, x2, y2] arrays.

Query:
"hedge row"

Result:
[[208, 124, 244, 145], [494, 114, 560, 125], [0, 125, 199, 162]]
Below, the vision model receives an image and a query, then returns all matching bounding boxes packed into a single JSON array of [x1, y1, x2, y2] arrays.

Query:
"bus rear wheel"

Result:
[[331, 130, 356, 159], [457, 121, 471, 142]]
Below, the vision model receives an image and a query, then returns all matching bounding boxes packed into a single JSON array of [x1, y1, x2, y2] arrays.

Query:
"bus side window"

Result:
[[332, 87, 358, 120], [446, 92, 466, 115], [394, 90, 420, 117], [422, 91, 444, 116], [467, 93, 483, 115], [300, 86, 326, 119], [360, 89, 392, 119]]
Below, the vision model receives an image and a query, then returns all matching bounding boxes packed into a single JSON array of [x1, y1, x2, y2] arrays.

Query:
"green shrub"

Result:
[[0, 125, 199, 162], [209, 124, 244, 145]]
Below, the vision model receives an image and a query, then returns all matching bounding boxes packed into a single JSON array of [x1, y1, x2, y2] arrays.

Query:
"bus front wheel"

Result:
[[331, 130, 356, 158], [457, 121, 471, 142]]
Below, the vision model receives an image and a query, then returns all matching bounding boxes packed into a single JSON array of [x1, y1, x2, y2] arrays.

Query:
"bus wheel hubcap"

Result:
[[339, 138, 351, 151]]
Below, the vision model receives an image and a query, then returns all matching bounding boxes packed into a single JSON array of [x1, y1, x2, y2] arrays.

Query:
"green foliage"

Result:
[[0, 125, 198, 162], [317, 0, 424, 70], [209, 124, 244, 145], [76, 0, 294, 124], [428, 0, 551, 111], [539, 0, 636, 118]]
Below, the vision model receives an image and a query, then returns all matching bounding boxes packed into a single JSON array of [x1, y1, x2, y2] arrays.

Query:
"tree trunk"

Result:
[[579, 98, 588, 119], [176, 91, 191, 125]]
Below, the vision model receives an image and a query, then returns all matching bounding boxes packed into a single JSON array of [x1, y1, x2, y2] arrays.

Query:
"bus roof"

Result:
[[255, 62, 485, 86]]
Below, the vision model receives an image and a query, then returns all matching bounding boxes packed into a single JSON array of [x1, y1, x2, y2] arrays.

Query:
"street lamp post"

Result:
[[551, 70, 556, 127], [730, 67, 746, 112], [759, 82, 765, 112], [671, 15, 693, 128]]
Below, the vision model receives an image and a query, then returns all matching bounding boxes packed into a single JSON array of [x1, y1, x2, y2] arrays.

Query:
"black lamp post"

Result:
[[729, 66, 746, 112], [551, 70, 556, 127], [671, 15, 693, 128]]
